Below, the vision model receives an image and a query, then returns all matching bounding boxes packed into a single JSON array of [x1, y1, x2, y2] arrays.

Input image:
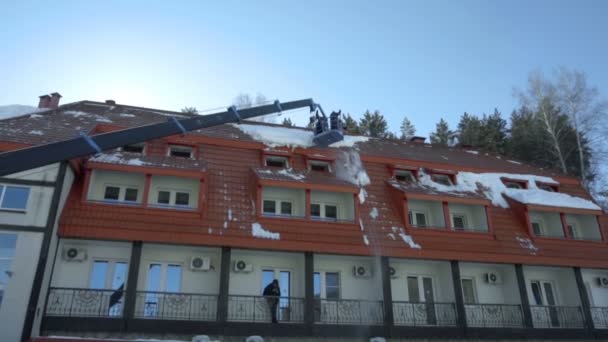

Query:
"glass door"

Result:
[[531, 280, 559, 327], [407, 275, 436, 325]]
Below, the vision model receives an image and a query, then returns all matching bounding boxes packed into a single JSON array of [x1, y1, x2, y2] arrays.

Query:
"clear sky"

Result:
[[1, 0, 607, 138]]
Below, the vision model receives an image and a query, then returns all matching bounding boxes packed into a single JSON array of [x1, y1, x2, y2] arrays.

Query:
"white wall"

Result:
[[523, 266, 580, 306], [582, 269, 608, 307], [138, 243, 220, 294], [51, 239, 132, 288], [566, 214, 601, 240], [4, 164, 59, 182], [229, 249, 305, 297], [407, 199, 444, 228], [314, 254, 382, 301], [459, 262, 520, 304], [87, 170, 145, 203], [389, 258, 454, 302], [448, 204, 488, 232], [310, 190, 355, 221], [0, 231, 43, 342], [529, 211, 564, 238], [262, 187, 305, 217], [148, 175, 199, 208]]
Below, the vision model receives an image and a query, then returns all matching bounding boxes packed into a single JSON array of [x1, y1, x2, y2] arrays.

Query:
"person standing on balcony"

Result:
[[263, 279, 280, 323]]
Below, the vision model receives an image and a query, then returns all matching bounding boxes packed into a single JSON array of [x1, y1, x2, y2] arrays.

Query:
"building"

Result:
[[0, 96, 607, 341]]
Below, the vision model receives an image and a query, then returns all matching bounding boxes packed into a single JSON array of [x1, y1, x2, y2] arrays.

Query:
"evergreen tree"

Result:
[[181, 107, 198, 114], [457, 112, 482, 146], [399, 117, 416, 140], [281, 118, 294, 127], [359, 110, 388, 138], [430, 118, 451, 145], [479, 109, 508, 154], [343, 113, 360, 134]]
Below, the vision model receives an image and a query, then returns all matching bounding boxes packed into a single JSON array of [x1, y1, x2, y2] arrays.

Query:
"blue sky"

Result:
[[1, 0, 607, 138]]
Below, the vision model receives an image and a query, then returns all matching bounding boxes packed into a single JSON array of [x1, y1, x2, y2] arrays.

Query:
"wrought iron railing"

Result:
[[228, 295, 304, 323], [315, 298, 384, 325], [45, 287, 124, 317], [392, 301, 457, 326], [465, 303, 524, 328], [530, 305, 584, 328], [591, 306, 608, 329], [134, 291, 217, 321]]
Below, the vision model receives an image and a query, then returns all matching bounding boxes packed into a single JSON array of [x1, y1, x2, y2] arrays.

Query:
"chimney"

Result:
[[49, 92, 62, 109], [38, 94, 51, 108], [105, 100, 116, 105], [409, 136, 426, 144]]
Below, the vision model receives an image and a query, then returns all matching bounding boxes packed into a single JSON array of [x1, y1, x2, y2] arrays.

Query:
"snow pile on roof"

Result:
[[28, 130, 43, 135], [251, 222, 280, 240], [415, 169, 594, 209], [119, 113, 136, 117], [465, 150, 479, 155], [504, 188, 601, 211], [230, 123, 368, 149], [89, 153, 146, 166], [277, 168, 306, 181], [0, 105, 45, 119]]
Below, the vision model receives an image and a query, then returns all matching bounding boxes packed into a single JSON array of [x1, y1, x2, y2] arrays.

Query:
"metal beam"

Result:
[[0, 99, 315, 176], [304, 252, 314, 333], [450, 260, 467, 332], [123, 241, 142, 324], [515, 264, 534, 328], [573, 267, 595, 332], [217, 246, 232, 323], [380, 256, 394, 336]]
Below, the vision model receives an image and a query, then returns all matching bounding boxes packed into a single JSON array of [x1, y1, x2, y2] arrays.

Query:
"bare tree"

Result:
[[233, 92, 276, 123]]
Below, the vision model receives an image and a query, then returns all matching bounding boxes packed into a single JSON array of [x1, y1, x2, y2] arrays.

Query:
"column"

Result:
[[217, 247, 232, 323], [515, 264, 534, 328]]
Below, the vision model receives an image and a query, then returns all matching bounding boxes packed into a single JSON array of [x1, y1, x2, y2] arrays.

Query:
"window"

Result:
[[153, 189, 192, 208], [461, 278, 477, 304], [452, 213, 467, 230], [311, 203, 339, 220], [407, 275, 435, 302], [531, 222, 543, 236], [505, 182, 523, 189], [309, 160, 331, 172], [431, 174, 453, 186], [567, 223, 581, 239], [408, 211, 427, 227], [121, 143, 145, 154], [144, 263, 182, 317], [90, 260, 128, 290], [395, 170, 415, 183], [168, 145, 193, 158], [537, 182, 558, 192], [313, 271, 340, 299], [0, 234, 17, 309], [265, 156, 289, 168], [0, 185, 30, 211], [103, 185, 139, 203], [262, 199, 293, 216]]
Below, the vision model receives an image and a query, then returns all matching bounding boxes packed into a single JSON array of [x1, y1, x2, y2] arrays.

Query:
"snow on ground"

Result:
[[251, 222, 280, 240], [0, 105, 45, 119]]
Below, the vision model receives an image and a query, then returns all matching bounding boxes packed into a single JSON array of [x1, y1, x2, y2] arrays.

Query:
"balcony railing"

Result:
[[530, 305, 584, 328], [134, 291, 217, 321], [228, 295, 304, 323], [46, 287, 124, 317], [315, 299, 384, 325], [393, 301, 457, 326], [465, 303, 524, 328], [591, 307, 608, 329]]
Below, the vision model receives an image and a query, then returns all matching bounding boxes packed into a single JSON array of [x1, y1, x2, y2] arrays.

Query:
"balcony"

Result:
[[134, 291, 217, 321], [393, 301, 457, 326], [530, 305, 585, 328], [465, 304, 524, 328], [227, 295, 304, 323], [46, 287, 124, 318], [316, 298, 384, 325], [591, 307, 608, 329]]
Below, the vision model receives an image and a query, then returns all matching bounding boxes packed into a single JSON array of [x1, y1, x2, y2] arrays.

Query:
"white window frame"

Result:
[[102, 184, 140, 203], [313, 270, 341, 299], [406, 274, 436, 302], [431, 174, 453, 186], [167, 145, 194, 159], [262, 197, 293, 216], [408, 210, 428, 227], [145, 262, 184, 293], [529, 279, 559, 306], [311, 202, 339, 220], [265, 155, 289, 168], [89, 259, 129, 289], [152, 188, 193, 209], [0, 184, 30, 212], [567, 222, 582, 239], [531, 219, 545, 236], [395, 170, 415, 183], [460, 277, 478, 304], [451, 212, 468, 230], [308, 160, 332, 172]]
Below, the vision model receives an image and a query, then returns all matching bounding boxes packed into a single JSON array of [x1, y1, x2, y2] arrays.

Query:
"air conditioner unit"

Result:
[[233, 260, 253, 273], [485, 272, 502, 284], [389, 266, 398, 279], [63, 247, 87, 262], [597, 277, 608, 288], [190, 256, 211, 271], [353, 265, 371, 278]]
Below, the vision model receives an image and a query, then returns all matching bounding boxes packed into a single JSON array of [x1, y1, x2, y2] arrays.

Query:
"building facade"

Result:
[[0, 98, 607, 341]]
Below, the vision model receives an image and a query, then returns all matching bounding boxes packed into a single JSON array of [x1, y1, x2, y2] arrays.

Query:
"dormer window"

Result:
[[168, 145, 193, 158], [537, 182, 558, 192], [103, 184, 139, 203], [309, 160, 331, 172], [431, 174, 453, 186], [395, 170, 415, 183], [121, 143, 145, 154], [501, 178, 527, 189], [265, 156, 289, 168]]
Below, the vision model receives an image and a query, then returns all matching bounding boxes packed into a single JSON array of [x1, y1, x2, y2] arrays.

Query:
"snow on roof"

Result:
[[230, 123, 368, 149], [335, 150, 371, 187], [277, 168, 306, 181], [251, 222, 280, 240], [89, 152, 146, 166], [505, 188, 601, 211]]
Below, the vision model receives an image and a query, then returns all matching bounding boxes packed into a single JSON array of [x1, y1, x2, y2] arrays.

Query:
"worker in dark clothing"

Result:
[[263, 279, 281, 323]]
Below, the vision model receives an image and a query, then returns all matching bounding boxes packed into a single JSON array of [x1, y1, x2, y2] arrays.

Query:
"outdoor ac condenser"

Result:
[[233, 260, 253, 273], [63, 247, 87, 262], [485, 272, 502, 284], [190, 256, 211, 271]]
